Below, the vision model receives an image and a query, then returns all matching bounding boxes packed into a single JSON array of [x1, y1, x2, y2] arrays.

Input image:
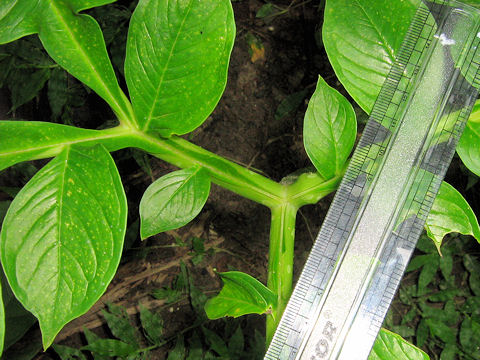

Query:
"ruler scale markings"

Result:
[[265, 1, 480, 359]]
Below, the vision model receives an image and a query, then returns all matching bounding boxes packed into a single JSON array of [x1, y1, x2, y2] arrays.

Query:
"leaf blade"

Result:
[[140, 167, 211, 239], [457, 101, 480, 176], [0, 0, 133, 124], [425, 181, 480, 250], [38, 1, 133, 123], [323, 0, 419, 113], [205, 271, 276, 319], [0, 144, 127, 348], [303, 76, 356, 179], [139, 305, 163, 345], [82, 339, 136, 357], [125, 0, 236, 134], [369, 328, 430, 360], [0, 121, 129, 172]]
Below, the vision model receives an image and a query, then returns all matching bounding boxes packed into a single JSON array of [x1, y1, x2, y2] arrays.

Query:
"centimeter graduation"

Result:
[[265, 1, 480, 359]]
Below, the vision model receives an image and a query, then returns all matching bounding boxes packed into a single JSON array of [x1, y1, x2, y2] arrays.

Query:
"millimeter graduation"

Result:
[[265, 1, 480, 359]]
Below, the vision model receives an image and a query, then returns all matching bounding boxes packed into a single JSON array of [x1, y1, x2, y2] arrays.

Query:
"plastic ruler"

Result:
[[264, 1, 480, 359]]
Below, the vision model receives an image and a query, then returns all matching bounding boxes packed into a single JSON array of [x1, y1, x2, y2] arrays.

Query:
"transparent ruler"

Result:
[[265, 1, 480, 359]]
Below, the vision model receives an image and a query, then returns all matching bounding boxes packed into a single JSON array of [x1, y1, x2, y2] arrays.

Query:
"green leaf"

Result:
[[0, 2, 40, 43], [439, 344, 457, 360], [458, 101, 480, 176], [303, 76, 356, 179], [102, 304, 140, 349], [1, 270, 36, 351], [464, 254, 480, 296], [48, 68, 69, 120], [323, 0, 419, 113], [275, 89, 308, 121], [83, 328, 110, 360], [420, 302, 457, 324], [0, 55, 14, 89], [167, 335, 186, 360], [0, 121, 130, 172], [1, 336, 42, 360], [460, 317, 480, 356], [82, 339, 136, 357], [6, 37, 54, 67], [405, 254, 434, 273], [390, 325, 414, 339], [0, 0, 133, 124], [0, 144, 127, 348], [152, 287, 182, 304], [204, 271, 277, 319], [139, 305, 163, 345], [9, 68, 50, 111], [428, 289, 458, 302], [202, 326, 229, 358], [417, 257, 439, 295], [227, 326, 244, 358], [256, 3, 275, 18], [425, 181, 480, 250], [439, 251, 453, 280], [52, 344, 87, 360], [186, 331, 203, 360], [250, 329, 265, 360], [140, 167, 211, 239], [124, 0, 236, 135], [425, 318, 456, 344], [416, 319, 429, 348], [369, 328, 429, 360]]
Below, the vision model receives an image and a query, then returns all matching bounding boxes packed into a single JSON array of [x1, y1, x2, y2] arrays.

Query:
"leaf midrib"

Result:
[[142, 0, 195, 131], [54, 146, 70, 322], [45, 1, 124, 117], [0, 132, 122, 159], [152, 167, 201, 219]]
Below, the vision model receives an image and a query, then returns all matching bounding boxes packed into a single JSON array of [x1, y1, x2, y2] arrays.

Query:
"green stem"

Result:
[[266, 202, 298, 345], [128, 131, 286, 208], [7, 123, 345, 346], [286, 171, 344, 208], [114, 93, 138, 130]]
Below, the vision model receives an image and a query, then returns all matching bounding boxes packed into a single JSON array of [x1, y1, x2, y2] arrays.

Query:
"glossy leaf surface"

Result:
[[125, 0, 235, 135], [425, 181, 480, 250], [323, 0, 419, 113], [0, 145, 127, 348], [204, 271, 277, 319], [0, 0, 133, 123], [369, 329, 429, 360], [0, 121, 130, 172], [303, 77, 356, 179], [457, 101, 480, 176], [140, 167, 210, 239]]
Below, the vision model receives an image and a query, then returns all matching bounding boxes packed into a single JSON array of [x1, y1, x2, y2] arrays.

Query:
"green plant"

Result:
[[0, 0, 479, 359], [385, 234, 480, 360], [50, 263, 266, 359]]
